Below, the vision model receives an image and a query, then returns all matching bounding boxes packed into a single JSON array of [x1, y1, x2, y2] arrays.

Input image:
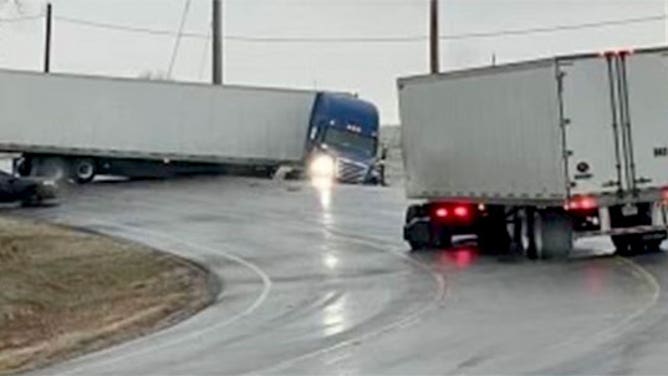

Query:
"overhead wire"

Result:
[[52, 13, 668, 43], [0, 14, 43, 23], [167, 0, 193, 77]]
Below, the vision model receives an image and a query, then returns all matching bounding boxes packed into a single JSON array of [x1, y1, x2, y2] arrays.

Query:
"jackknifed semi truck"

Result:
[[0, 69, 381, 184], [398, 47, 668, 259]]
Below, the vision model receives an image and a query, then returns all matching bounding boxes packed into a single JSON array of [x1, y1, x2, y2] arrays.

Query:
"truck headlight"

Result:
[[309, 154, 336, 179]]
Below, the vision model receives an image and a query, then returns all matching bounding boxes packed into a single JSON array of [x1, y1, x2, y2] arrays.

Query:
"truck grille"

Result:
[[337, 158, 368, 184]]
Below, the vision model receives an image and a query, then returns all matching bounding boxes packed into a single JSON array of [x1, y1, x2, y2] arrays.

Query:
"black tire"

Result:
[[14, 157, 31, 177], [614, 235, 664, 256], [477, 207, 510, 254], [72, 158, 96, 184], [405, 205, 428, 251], [537, 208, 573, 260], [434, 225, 453, 249], [612, 235, 633, 256], [645, 239, 664, 253]]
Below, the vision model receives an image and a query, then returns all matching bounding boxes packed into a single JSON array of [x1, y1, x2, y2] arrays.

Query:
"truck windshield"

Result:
[[324, 128, 376, 158]]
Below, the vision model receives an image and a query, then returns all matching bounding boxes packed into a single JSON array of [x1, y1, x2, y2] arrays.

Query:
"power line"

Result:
[[442, 14, 667, 40], [53, 13, 668, 43], [55, 16, 202, 37], [167, 0, 193, 77], [0, 14, 43, 23]]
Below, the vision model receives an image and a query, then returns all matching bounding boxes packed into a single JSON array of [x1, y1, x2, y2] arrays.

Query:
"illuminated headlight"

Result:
[[309, 154, 336, 178]]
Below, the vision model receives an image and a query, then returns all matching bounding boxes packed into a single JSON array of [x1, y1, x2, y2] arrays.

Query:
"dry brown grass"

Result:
[[0, 216, 215, 375]]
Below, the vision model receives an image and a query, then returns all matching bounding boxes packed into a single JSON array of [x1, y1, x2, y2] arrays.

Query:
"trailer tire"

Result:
[[72, 158, 96, 184], [477, 208, 510, 254], [405, 205, 429, 251], [613, 235, 664, 256], [13, 158, 30, 177], [536, 209, 573, 260], [645, 239, 664, 253], [434, 225, 453, 249]]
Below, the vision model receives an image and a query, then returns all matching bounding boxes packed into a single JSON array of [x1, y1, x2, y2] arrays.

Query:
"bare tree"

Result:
[[0, 0, 27, 16]]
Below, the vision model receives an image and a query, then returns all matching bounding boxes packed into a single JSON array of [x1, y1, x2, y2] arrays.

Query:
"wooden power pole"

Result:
[[212, 0, 223, 85], [429, 0, 439, 74], [44, 2, 52, 73]]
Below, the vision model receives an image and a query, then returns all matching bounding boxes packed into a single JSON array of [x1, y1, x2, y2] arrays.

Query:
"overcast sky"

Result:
[[0, 0, 666, 123]]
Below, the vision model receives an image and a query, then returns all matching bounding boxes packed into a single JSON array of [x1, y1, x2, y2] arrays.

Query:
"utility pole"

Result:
[[429, 0, 439, 74], [212, 0, 223, 85], [44, 2, 52, 73]]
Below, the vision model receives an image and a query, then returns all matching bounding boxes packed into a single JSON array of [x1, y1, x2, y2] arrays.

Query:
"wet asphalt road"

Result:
[[15, 177, 668, 375]]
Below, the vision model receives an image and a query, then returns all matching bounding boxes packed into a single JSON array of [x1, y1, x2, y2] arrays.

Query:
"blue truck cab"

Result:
[[307, 93, 382, 184]]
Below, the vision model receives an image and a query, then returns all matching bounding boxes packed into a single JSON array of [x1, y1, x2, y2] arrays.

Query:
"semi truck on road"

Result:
[[398, 47, 668, 259], [0, 69, 381, 184]]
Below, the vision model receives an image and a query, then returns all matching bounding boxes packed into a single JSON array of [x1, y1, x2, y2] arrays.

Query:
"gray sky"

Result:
[[0, 0, 666, 123]]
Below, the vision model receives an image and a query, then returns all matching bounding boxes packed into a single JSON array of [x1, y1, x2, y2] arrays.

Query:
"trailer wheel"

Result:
[[14, 157, 31, 177], [405, 205, 429, 251], [645, 239, 664, 253], [536, 209, 573, 260], [72, 158, 96, 184], [613, 235, 664, 256], [477, 208, 510, 254], [434, 225, 453, 249]]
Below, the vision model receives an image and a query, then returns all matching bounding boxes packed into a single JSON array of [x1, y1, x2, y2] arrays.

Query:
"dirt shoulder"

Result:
[[0, 216, 218, 375]]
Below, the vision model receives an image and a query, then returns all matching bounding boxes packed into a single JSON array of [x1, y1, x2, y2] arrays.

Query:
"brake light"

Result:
[[566, 196, 598, 211], [453, 205, 470, 218], [435, 208, 449, 218]]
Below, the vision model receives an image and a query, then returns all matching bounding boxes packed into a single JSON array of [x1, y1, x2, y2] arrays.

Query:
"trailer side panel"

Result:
[[0, 70, 316, 164], [398, 60, 566, 202]]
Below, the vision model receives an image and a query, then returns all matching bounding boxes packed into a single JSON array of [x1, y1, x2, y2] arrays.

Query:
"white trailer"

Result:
[[398, 47, 668, 258], [0, 68, 317, 182]]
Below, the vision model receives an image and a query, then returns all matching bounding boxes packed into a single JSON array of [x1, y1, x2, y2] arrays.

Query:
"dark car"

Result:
[[0, 171, 58, 206]]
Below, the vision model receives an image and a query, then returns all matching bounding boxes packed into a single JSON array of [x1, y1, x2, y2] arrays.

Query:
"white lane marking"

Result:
[[589, 256, 660, 339], [244, 232, 447, 375], [515, 255, 661, 374], [557, 256, 659, 348], [323, 352, 353, 366], [40, 189, 444, 375], [39, 216, 273, 376]]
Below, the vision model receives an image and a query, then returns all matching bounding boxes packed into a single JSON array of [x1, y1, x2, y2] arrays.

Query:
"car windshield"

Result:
[[323, 128, 376, 158]]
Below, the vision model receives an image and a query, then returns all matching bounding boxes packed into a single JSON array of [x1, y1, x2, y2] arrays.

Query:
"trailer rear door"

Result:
[[559, 55, 624, 196], [621, 50, 668, 193]]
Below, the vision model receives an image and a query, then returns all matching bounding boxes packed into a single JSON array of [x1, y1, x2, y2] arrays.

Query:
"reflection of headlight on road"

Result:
[[309, 154, 336, 178]]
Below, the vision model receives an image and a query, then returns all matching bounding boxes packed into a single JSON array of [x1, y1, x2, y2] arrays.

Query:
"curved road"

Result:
[[16, 177, 668, 375]]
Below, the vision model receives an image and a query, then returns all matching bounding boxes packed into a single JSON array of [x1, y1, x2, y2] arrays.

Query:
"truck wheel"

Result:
[[613, 235, 664, 256], [14, 157, 31, 177], [645, 239, 664, 253], [434, 225, 453, 249], [72, 158, 96, 184], [406, 223, 431, 251], [405, 205, 429, 251], [535, 208, 573, 260], [612, 236, 635, 256], [477, 207, 510, 254]]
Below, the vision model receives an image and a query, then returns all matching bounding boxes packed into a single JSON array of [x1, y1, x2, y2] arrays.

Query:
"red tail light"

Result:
[[435, 208, 449, 218], [566, 196, 598, 211], [453, 205, 470, 218], [432, 203, 478, 223]]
